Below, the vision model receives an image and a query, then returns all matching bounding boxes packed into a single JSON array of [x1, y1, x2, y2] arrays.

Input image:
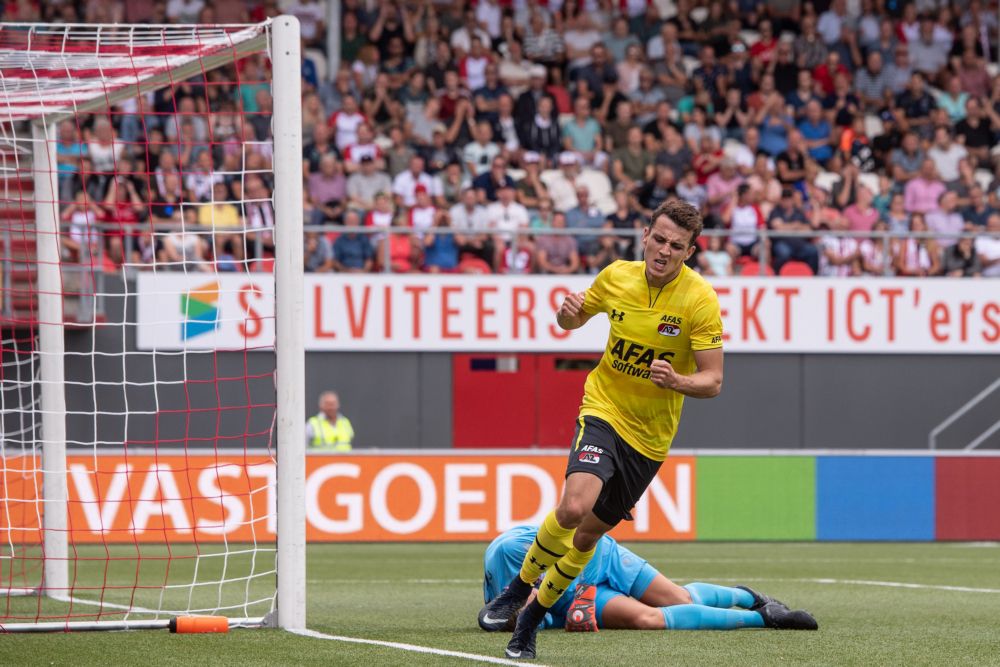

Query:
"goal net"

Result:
[[0, 19, 304, 631]]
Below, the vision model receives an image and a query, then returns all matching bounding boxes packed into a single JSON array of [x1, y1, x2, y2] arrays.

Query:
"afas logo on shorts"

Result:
[[580, 445, 604, 454], [578, 452, 600, 464]]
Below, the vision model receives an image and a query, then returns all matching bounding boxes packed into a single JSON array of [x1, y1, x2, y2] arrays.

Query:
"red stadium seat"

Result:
[[779, 261, 814, 277], [738, 260, 775, 276]]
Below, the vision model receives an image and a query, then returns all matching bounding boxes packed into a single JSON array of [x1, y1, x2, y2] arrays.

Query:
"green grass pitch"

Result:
[[3, 541, 999, 666]]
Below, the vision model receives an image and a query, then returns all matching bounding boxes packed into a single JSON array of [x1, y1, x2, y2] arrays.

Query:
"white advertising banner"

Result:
[[136, 274, 1000, 354]]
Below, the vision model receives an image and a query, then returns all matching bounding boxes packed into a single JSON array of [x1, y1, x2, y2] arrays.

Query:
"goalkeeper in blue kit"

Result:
[[481, 526, 817, 635]]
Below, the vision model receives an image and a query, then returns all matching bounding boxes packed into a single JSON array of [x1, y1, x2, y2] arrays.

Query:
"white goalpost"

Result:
[[0, 18, 304, 631]]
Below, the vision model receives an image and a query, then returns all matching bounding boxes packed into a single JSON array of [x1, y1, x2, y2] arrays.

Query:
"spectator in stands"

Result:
[[925, 191, 964, 248], [611, 126, 653, 191], [304, 231, 334, 273], [943, 236, 983, 277], [955, 97, 995, 167], [768, 187, 819, 273], [705, 158, 744, 227], [492, 93, 522, 159], [423, 211, 460, 273], [858, 220, 893, 276], [498, 40, 534, 99], [464, 121, 502, 177], [653, 124, 691, 182], [518, 94, 561, 161], [244, 174, 275, 259], [855, 51, 892, 111], [882, 192, 911, 233], [904, 158, 946, 214], [307, 155, 346, 225], [977, 214, 1000, 277], [797, 101, 834, 167], [393, 155, 442, 208], [486, 182, 530, 246], [565, 185, 605, 271], [516, 152, 549, 210], [376, 212, 421, 273], [332, 211, 374, 273], [562, 96, 604, 169], [890, 131, 925, 184], [534, 211, 580, 275], [895, 212, 941, 276], [843, 184, 880, 233], [56, 120, 86, 204], [343, 123, 384, 173], [346, 156, 391, 212], [725, 183, 767, 264], [305, 391, 354, 451], [329, 93, 366, 152], [474, 63, 508, 125], [895, 71, 936, 139], [927, 127, 968, 185], [473, 155, 516, 203], [908, 15, 950, 80], [61, 190, 102, 263], [962, 185, 995, 228], [408, 185, 439, 239]]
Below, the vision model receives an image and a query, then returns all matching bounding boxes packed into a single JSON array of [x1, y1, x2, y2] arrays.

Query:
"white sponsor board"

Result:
[[137, 273, 1000, 353]]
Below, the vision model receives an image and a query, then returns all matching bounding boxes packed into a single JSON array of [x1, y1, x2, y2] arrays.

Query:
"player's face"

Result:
[[642, 214, 695, 287]]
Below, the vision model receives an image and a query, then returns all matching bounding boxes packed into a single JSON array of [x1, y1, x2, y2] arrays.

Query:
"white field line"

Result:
[[290, 628, 551, 667], [706, 577, 1000, 594], [310, 577, 1000, 595], [798, 578, 1000, 594]]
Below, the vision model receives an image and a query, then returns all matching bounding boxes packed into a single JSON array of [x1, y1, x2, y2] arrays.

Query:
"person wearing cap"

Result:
[[346, 153, 392, 212], [516, 152, 549, 210], [514, 62, 555, 127]]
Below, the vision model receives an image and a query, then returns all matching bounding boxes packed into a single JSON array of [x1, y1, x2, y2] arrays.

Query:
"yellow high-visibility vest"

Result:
[[307, 414, 353, 451]]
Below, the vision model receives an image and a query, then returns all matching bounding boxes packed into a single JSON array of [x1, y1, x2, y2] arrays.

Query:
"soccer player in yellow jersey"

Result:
[[479, 199, 725, 660]]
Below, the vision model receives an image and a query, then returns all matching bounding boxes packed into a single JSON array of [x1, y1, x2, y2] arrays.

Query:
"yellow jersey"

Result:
[[579, 260, 723, 461]]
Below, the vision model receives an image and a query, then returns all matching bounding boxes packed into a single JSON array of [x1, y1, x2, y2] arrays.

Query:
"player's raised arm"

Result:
[[556, 291, 593, 330], [649, 347, 723, 398]]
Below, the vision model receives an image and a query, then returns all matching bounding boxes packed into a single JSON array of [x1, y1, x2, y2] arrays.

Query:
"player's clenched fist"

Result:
[[556, 291, 589, 331], [559, 292, 586, 318], [649, 359, 681, 390]]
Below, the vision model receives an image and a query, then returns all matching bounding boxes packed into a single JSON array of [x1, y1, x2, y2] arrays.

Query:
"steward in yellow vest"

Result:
[[305, 391, 354, 451]]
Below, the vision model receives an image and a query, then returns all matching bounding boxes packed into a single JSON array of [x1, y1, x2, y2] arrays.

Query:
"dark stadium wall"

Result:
[[56, 279, 998, 452]]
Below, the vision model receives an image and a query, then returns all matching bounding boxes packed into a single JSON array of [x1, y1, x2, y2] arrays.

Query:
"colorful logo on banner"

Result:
[[180, 281, 220, 340]]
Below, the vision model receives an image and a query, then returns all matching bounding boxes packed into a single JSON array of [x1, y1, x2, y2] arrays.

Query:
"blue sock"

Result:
[[683, 582, 755, 609], [661, 604, 765, 630]]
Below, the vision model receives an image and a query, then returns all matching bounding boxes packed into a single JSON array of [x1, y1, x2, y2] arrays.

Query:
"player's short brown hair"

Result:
[[649, 198, 703, 247]]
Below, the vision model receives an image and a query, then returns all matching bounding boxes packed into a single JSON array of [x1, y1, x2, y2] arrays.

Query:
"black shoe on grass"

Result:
[[758, 601, 819, 630], [504, 610, 541, 660], [478, 584, 529, 632], [736, 585, 786, 611]]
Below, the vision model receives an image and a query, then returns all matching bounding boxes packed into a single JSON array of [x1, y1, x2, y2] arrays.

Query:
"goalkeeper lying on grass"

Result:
[[480, 526, 817, 634]]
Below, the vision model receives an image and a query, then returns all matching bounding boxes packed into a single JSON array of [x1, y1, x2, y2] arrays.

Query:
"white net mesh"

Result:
[[0, 20, 282, 628]]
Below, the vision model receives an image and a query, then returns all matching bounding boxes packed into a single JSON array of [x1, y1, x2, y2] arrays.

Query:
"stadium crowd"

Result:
[[30, 0, 1000, 277]]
